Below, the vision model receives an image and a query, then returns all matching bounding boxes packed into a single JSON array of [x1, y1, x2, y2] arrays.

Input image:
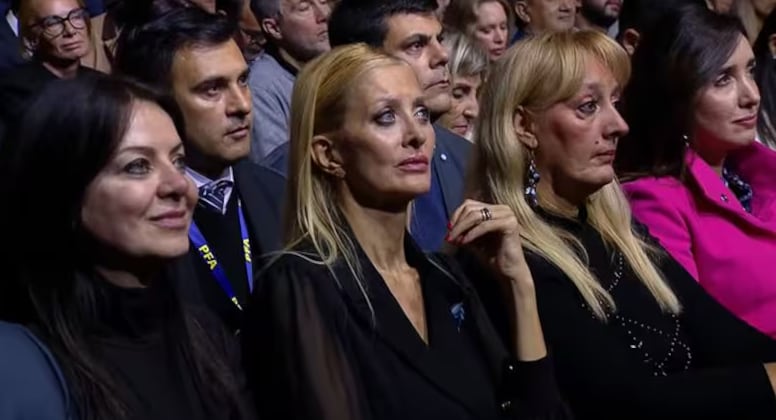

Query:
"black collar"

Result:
[[535, 205, 589, 233]]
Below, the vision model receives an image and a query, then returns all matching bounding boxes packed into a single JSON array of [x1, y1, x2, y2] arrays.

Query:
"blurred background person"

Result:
[[575, 0, 622, 34], [0, 0, 98, 143], [753, 7, 776, 149], [511, 0, 575, 43], [618, 5, 776, 338], [443, 0, 511, 61], [438, 30, 488, 140], [737, 0, 776, 43], [237, 0, 264, 62], [248, 0, 331, 163], [0, 75, 255, 420], [0, 0, 109, 73]]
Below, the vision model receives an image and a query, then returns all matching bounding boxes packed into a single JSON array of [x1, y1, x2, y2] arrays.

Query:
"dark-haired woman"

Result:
[[617, 5, 776, 338], [754, 7, 776, 149], [0, 75, 255, 420]]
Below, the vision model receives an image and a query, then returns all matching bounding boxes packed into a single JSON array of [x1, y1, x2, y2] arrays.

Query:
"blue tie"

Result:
[[198, 179, 233, 213]]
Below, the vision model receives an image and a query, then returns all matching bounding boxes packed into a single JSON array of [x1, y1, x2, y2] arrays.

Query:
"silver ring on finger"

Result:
[[480, 207, 492, 222]]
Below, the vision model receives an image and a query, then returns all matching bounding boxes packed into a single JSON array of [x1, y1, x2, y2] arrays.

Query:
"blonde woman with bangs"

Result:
[[241, 43, 570, 420], [460, 30, 776, 419]]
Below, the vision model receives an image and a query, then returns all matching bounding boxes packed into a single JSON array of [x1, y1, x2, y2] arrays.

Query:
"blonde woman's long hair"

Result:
[[470, 30, 681, 319], [283, 43, 406, 305]]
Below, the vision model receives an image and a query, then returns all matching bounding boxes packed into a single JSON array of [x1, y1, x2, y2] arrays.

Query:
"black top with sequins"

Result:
[[462, 207, 776, 420]]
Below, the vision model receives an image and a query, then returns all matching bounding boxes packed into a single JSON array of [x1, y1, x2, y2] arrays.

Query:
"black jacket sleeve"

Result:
[[432, 253, 571, 420], [241, 255, 368, 420]]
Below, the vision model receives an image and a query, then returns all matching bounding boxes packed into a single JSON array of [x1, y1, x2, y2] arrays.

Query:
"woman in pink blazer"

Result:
[[617, 4, 776, 337]]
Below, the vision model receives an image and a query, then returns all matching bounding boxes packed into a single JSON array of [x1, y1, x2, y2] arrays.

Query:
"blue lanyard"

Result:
[[189, 201, 253, 311]]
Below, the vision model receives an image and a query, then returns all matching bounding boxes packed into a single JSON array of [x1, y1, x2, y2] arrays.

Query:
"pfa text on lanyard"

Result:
[[189, 201, 253, 310]]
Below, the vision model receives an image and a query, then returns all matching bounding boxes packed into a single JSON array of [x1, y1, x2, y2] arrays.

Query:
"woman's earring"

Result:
[[524, 155, 540, 208]]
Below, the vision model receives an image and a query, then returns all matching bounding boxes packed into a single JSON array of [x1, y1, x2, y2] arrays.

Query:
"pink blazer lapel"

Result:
[[684, 145, 776, 232]]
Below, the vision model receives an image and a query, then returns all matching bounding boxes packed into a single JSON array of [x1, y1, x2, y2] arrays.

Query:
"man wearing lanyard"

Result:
[[114, 7, 285, 333]]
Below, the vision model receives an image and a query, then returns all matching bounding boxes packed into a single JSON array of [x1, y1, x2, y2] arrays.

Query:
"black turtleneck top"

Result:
[[85, 279, 253, 420], [462, 208, 776, 419]]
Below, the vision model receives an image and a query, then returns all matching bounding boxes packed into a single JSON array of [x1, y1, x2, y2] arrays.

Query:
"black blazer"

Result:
[[242, 229, 569, 420], [174, 160, 286, 332]]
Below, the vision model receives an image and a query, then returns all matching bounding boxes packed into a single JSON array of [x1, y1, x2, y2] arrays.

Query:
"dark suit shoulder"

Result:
[[260, 142, 290, 176], [235, 159, 285, 192], [233, 159, 286, 252], [253, 162, 286, 190], [434, 125, 471, 160]]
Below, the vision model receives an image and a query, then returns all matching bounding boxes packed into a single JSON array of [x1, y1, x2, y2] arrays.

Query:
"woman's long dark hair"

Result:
[[615, 4, 748, 179], [753, 9, 776, 148], [0, 76, 245, 420]]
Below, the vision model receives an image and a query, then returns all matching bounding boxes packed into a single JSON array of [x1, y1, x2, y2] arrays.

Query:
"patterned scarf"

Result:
[[722, 166, 753, 213]]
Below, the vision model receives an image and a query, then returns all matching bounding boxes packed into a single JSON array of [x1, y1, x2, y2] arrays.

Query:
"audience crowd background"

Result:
[[0, 0, 776, 419]]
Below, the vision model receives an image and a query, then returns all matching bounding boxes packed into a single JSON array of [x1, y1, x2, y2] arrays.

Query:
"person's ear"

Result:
[[768, 33, 776, 58], [514, 1, 531, 27], [513, 106, 538, 150], [311, 134, 346, 178], [261, 17, 283, 42], [619, 28, 640, 56]]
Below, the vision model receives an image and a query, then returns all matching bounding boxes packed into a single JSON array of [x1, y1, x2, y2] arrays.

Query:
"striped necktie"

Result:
[[198, 179, 233, 214]]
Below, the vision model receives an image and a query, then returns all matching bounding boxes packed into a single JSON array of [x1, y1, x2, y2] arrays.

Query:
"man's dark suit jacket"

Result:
[[174, 160, 286, 332]]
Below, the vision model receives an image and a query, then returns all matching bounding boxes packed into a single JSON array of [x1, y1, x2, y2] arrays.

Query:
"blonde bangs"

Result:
[[577, 30, 632, 88]]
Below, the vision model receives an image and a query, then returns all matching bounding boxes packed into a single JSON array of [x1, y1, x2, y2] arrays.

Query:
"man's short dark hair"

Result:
[[114, 7, 238, 92], [328, 0, 438, 48]]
